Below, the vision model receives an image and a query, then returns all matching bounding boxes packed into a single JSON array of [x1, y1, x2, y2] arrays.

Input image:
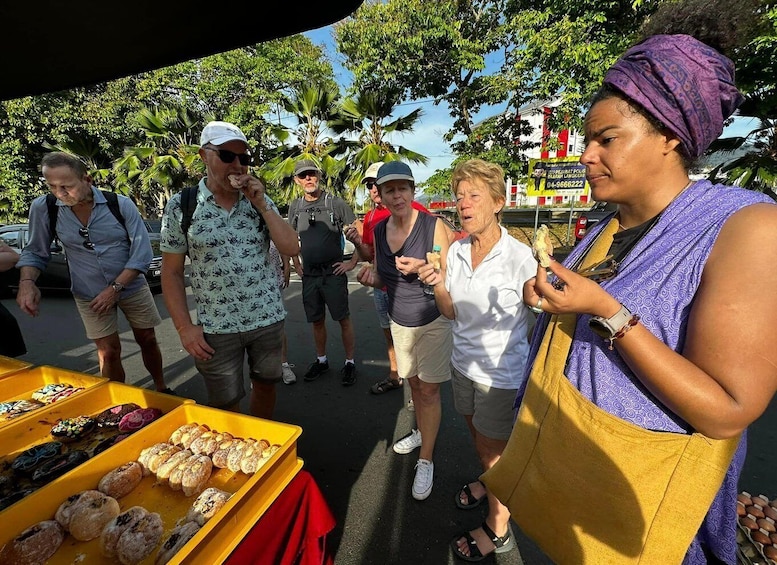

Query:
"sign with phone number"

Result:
[[528, 157, 590, 197]]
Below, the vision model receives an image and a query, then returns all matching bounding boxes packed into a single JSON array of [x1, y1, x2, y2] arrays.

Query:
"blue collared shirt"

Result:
[[18, 187, 152, 300]]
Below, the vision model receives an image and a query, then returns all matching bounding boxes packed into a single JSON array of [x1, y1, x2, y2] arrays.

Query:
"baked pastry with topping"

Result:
[[95, 403, 141, 428], [0, 520, 64, 565], [181, 454, 212, 496], [118, 407, 163, 433], [50, 415, 96, 442], [31, 450, 89, 485], [155, 521, 200, 565], [11, 441, 64, 475], [115, 510, 164, 564], [186, 487, 232, 526], [68, 491, 121, 541], [55, 489, 104, 530], [98, 461, 143, 499], [100, 505, 148, 559]]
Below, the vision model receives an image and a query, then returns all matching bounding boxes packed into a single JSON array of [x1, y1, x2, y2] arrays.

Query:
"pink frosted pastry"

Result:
[[118, 407, 163, 432]]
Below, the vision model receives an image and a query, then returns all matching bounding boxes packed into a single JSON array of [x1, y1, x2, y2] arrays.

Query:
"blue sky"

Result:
[[303, 26, 757, 184]]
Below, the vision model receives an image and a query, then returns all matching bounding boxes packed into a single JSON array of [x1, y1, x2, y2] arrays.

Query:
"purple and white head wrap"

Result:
[[602, 34, 743, 159]]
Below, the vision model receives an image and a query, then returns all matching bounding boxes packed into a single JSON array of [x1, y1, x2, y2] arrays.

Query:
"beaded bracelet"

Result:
[[607, 314, 640, 350]]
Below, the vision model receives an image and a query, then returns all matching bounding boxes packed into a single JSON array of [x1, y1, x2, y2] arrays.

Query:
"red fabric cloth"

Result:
[[361, 201, 429, 246], [225, 470, 336, 565]]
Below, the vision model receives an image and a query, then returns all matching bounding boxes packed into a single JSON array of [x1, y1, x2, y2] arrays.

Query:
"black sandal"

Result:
[[450, 521, 514, 562], [455, 480, 487, 510], [370, 378, 403, 394]]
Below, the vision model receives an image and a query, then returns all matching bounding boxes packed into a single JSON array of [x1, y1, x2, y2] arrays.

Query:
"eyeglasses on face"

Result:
[[203, 146, 252, 166], [78, 227, 95, 250], [365, 181, 377, 189], [297, 171, 318, 179]]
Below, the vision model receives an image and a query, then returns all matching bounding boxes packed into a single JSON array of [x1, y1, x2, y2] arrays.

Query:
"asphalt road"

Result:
[[3, 268, 776, 564]]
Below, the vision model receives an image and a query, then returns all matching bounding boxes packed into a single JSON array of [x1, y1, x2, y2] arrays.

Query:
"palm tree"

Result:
[[329, 89, 428, 196], [706, 116, 777, 201]]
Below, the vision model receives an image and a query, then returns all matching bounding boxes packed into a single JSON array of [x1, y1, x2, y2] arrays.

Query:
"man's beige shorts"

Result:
[[75, 285, 162, 340], [390, 315, 452, 383]]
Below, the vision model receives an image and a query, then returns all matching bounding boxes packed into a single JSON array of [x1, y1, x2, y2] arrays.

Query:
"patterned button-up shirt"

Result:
[[160, 179, 285, 333]]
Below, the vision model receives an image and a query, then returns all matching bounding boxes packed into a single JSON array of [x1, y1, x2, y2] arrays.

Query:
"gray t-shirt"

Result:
[[289, 192, 355, 272]]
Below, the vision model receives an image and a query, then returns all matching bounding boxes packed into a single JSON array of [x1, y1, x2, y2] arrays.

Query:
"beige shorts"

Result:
[[390, 315, 452, 383], [75, 284, 162, 340]]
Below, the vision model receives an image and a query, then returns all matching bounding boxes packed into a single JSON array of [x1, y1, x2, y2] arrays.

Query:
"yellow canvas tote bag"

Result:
[[482, 219, 739, 564]]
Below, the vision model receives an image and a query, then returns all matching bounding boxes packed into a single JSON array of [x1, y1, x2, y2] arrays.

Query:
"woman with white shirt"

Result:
[[419, 159, 537, 561]]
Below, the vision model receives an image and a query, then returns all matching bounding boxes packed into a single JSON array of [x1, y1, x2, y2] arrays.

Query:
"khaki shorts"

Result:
[[451, 366, 518, 441], [75, 285, 162, 340], [390, 315, 452, 383]]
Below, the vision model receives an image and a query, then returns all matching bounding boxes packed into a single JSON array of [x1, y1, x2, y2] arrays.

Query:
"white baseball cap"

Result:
[[200, 121, 248, 146], [364, 161, 384, 181]]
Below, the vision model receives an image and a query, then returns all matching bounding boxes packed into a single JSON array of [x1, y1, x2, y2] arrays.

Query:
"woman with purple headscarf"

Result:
[[483, 33, 777, 564]]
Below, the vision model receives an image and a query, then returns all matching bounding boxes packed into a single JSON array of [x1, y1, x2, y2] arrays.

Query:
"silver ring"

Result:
[[528, 297, 544, 314]]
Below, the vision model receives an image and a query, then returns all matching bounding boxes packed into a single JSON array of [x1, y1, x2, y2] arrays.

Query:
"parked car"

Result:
[[0, 222, 163, 293], [573, 201, 618, 244]]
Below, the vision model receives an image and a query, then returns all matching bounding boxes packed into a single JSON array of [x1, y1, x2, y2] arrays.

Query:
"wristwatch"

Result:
[[111, 281, 125, 293], [589, 304, 634, 340]]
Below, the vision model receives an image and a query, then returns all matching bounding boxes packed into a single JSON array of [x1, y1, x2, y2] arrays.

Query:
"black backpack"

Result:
[[46, 190, 125, 243], [178, 185, 266, 250]]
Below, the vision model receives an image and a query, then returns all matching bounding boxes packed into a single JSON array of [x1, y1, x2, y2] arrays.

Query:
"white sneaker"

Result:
[[407, 398, 415, 412], [393, 429, 422, 454], [412, 459, 434, 500], [282, 364, 296, 385]]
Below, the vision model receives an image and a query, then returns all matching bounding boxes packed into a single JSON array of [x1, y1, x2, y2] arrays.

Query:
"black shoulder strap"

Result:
[[46, 191, 126, 244], [179, 185, 198, 242], [290, 197, 301, 231]]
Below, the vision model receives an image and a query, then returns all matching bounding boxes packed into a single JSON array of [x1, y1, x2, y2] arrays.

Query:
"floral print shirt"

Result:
[[160, 179, 286, 333]]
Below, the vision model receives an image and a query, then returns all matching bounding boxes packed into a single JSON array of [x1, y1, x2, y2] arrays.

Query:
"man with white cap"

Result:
[[288, 158, 358, 386], [160, 120, 299, 419]]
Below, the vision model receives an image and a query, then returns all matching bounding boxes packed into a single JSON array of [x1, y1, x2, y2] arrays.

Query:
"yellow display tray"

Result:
[[0, 381, 191, 515], [0, 355, 33, 378], [0, 365, 107, 429], [0, 403, 303, 565]]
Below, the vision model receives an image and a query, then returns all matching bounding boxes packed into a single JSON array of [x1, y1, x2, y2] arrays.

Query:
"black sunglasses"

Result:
[[365, 181, 377, 189], [203, 147, 252, 166], [78, 227, 95, 250], [296, 171, 318, 179]]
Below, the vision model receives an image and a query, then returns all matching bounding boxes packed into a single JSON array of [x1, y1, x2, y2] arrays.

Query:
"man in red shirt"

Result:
[[345, 162, 431, 395]]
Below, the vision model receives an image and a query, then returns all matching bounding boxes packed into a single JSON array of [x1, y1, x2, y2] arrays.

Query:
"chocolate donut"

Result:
[[11, 441, 64, 475], [32, 450, 89, 485], [51, 415, 96, 442], [95, 403, 141, 428], [0, 520, 64, 565], [92, 432, 131, 456]]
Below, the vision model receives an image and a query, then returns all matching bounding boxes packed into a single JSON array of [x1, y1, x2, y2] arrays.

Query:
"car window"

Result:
[[0, 230, 22, 248]]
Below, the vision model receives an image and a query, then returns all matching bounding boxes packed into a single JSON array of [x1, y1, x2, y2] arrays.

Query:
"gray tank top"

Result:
[[374, 211, 440, 327]]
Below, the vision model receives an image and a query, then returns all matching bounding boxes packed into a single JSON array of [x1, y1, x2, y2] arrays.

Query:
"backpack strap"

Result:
[[179, 185, 198, 245], [45, 190, 125, 244], [289, 197, 301, 231]]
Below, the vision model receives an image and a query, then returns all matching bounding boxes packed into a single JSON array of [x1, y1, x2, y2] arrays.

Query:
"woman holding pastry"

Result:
[[483, 29, 777, 565], [418, 159, 537, 561], [356, 161, 452, 502]]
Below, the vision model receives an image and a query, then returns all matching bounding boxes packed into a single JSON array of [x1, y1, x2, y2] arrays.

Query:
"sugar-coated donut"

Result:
[[180, 424, 210, 450], [147, 443, 183, 475], [186, 487, 232, 526], [155, 449, 193, 486], [155, 521, 200, 565], [181, 454, 213, 496], [116, 511, 164, 565], [100, 505, 148, 558], [211, 437, 238, 468], [0, 519, 65, 565], [55, 489, 104, 530], [98, 461, 143, 499], [68, 491, 121, 541], [226, 439, 251, 473], [168, 423, 198, 446]]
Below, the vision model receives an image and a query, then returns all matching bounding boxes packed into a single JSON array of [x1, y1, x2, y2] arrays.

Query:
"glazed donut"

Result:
[[55, 489, 104, 530], [68, 491, 121, 541], [100, 505, 148, 558], [118, 407, 163, 433], [155, 449, 193, 486], [31, 383, 73, 404], [95, 403, 141, 428], [155, 521, 200, 565], [98, 461, 143, 499], [0, 520, 64, 565], [11, 441, 64, 475], [116, 511, 164, 565], [186, 487, 232, 526], [181, 454, 213, 497], [51, 415, 96, 442]]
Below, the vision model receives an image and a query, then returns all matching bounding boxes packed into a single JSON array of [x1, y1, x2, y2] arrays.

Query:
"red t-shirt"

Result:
[[362, 201, 430, 246]]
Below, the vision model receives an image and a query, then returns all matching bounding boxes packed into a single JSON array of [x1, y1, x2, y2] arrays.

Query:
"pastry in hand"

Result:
[[532, 224, 554, 268]]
